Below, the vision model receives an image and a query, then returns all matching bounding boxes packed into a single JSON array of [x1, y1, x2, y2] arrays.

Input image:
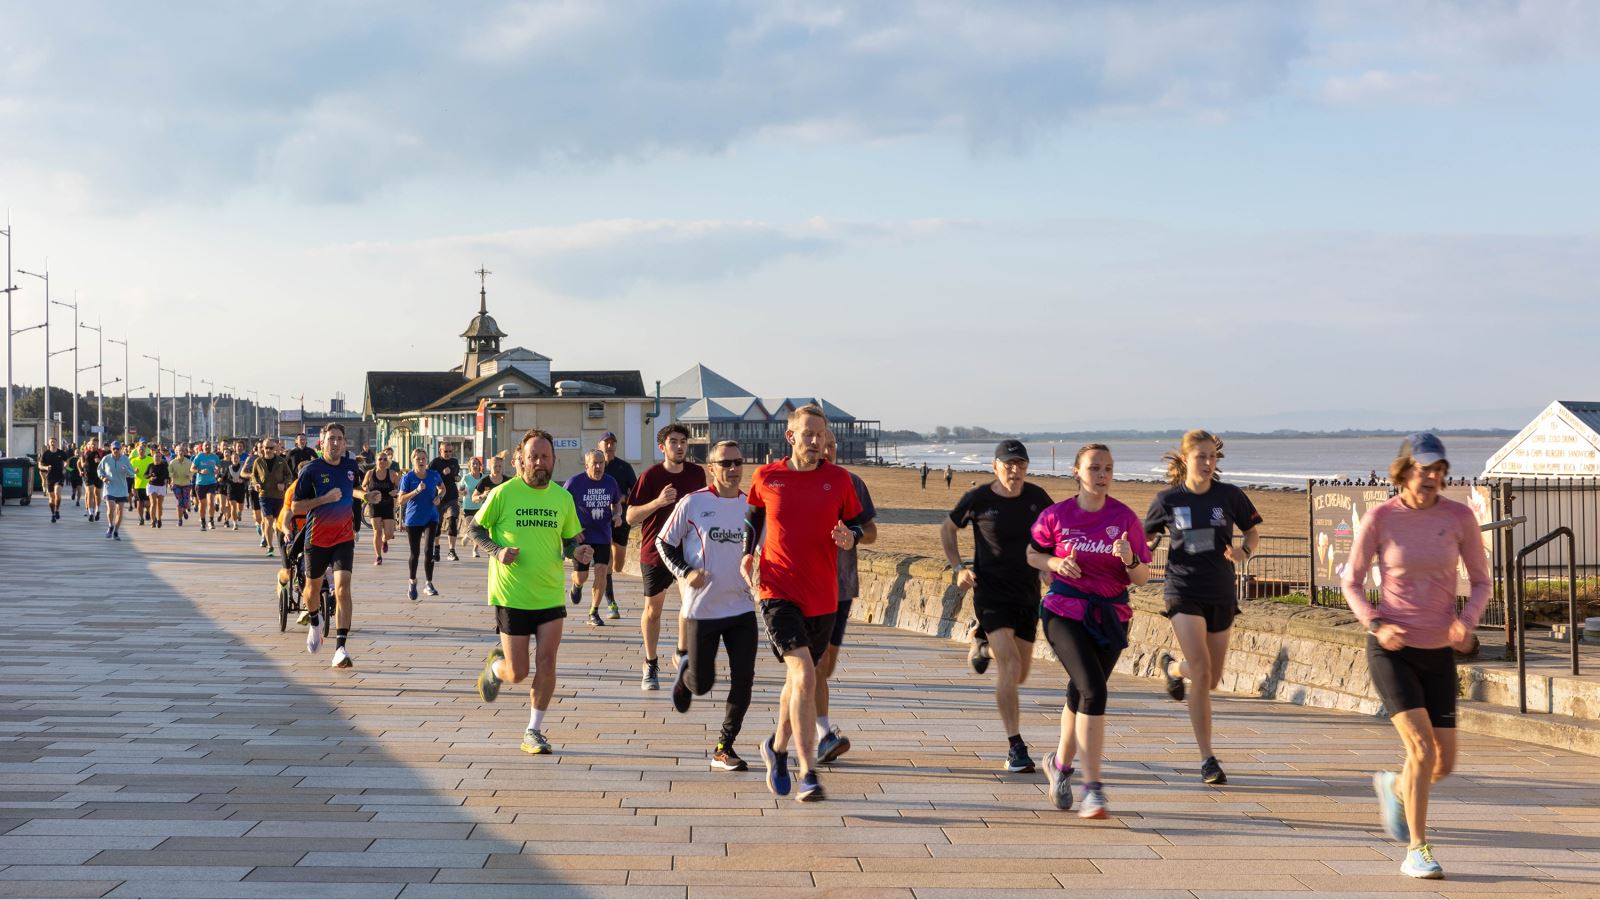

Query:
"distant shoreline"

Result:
[[881, 428, 1517, 442]]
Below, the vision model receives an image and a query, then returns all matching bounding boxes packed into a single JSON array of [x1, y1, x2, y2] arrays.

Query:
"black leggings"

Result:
[[685, 612, 759, 747], [406, 521, 439, 581], [1042, 609, 1122, 717]]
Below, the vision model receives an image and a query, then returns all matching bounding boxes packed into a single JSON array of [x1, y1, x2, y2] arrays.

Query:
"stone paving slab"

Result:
[[6, 500, 1600, 897]]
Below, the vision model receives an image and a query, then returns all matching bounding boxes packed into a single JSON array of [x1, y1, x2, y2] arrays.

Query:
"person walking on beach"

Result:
[[920, 463, 930, 489], [657, 439, 758, 772], [944, 464, 953, 489], [470, 429, 591, 756], [814, 430, 877, 764], [942, 439, 1053, 773], [626, 423, 706, 690], [1345, 433, 1490, 880], [1026, 444, 1151, 817], [599, 431, 636, 620], [744, 404, 866, 802], [1144, 429, 1261, 785]]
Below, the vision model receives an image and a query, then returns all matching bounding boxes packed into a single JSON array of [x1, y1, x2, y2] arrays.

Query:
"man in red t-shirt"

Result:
[[626, 423, 706, 690], [742, 404, 865, 803]]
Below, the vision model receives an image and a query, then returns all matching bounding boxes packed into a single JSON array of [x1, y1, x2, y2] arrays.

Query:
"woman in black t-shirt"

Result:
[[145, 447, 171, 528], [1142, 429, 1261, 787]]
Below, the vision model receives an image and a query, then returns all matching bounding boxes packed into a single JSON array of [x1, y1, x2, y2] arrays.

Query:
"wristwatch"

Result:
[[1367, 618, 1384, 634], [1124, 558, 1141, 570]]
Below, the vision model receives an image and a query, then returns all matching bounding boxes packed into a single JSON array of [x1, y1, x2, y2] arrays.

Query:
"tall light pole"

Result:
[[248, 389, 260, 435], [201, 379, 214, 442], [2, 213, 15, 454], [80, 319, 103, 439], [108, 337, 129, 443], [16, 265, 50, 443], [269, 393, 281, 438], [181, 373, 194, 443], [141, 352, 161, 444], [224, 385, 236, 439], [50, 292, 77, 443]]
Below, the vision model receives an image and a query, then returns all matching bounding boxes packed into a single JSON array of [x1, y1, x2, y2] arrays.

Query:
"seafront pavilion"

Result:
[[5, 503, 1600, 898]]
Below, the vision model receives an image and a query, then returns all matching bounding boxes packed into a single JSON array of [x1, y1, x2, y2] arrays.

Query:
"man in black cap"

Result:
[[941, 438, 1053, 773], [598, 430, 636, 620]]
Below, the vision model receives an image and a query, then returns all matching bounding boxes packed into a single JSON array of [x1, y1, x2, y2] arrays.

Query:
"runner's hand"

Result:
[[1054, 547, 1081, 579], [497, 546, 519, 565], [319, 487, 342, 506], [1224, 544, 1249, 565], [659, 485, 678, 507], [687, 568, 709, 589], [1375, 621, 1406, 651], [573, 544, 594, 566], [740, 553, 756, 592], [832, 521, 854, 549], [955, 567, 976, 592], [1446, 619, 1474, 652], [1113, 530, 1133, 565]]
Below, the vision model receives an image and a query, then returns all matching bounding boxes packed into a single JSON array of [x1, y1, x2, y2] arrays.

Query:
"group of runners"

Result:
[[37, 411, 1487, 880], [36, 435, 251, 538]]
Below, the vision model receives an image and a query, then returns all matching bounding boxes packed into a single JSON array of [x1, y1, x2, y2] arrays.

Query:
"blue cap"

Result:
[[1400, 432, 1448, 466], [600, 431, 618, 442], [109, 440, 123, 449]]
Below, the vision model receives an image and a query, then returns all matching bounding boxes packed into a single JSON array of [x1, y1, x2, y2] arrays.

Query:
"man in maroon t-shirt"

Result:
[[626, 423, 706, 690], [742, 404, 865, 803]]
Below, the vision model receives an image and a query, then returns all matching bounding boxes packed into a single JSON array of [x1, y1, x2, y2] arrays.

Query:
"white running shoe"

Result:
[[331, 646, 352, 668], [306, 621, 323, 654]]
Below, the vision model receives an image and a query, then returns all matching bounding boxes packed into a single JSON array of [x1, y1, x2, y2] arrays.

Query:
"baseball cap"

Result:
[[600, 431, 617, 442], [109, 440, 123, 449], [1400, 432, 1448, 467], [994, 439, 1029, 462]]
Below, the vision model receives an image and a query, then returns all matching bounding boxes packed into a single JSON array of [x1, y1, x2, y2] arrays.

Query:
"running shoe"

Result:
[[105, 526, 113, 539], [1159, 651, 1185, 702], [306, 620, 323, 654], [796, 771, 825, 802], [112, 530, 120, 541], [1200, 756, 1227, 785], [432, 545, 441, 563], [760, 736, 791, 797], [1400, 843, 1443, 879], [408, 583, 419, 602], [521, 728, 552, 755], [607, 601, 621, 620], [969, 638, 990, 674], [641, 659, 660, 691], [477, 645, 504, 702], [259, 536, 268, 548], [373, 556, 381, 566], [1044, 752, 1074, 811], [1373, 771, 1410, 843], [569, 584, 582, 605], [424, 582, 439, 596], [447, 549, 459, 562], [331, 646, 352, 668], [587, 611, 604, 627], [817, 727, 851, 764], [1006, 743, 1036, 774], [671, 656, 692, 713], [1079, 784, 1108, 820], [711, 743, 748, 772], [295, 608, 312, 626]]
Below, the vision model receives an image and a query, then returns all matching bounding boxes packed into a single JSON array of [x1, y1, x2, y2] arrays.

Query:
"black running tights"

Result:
[[406, 521, 439, 581], [1042, 609, 1122, 717]]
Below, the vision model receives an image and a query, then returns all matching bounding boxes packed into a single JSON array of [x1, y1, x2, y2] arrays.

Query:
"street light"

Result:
[[201, 379, 214, 442], [50, 292, 78, 443], [269, 392, 281, 437], [224, 385, 236, 439], [248, 389, 260, 436], [181, 373, 193, 443], [16, 265, 51, 443], [80, 319, 104, 439], [2, 212, 16, 454], [141, 352, 161, 444], [108, 337, 130, 443]]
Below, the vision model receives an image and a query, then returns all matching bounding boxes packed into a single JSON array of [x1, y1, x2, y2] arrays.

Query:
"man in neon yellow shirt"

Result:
[[129, 440, 155, 526], [469, 429, 592, 755]]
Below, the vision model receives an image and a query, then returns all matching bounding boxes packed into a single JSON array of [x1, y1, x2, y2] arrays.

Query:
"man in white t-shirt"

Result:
[[656, 439, 756, 773]]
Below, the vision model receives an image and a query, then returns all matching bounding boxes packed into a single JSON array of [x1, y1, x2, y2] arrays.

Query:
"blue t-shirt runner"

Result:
[[192, 452, 220, 486], [400, 469, 444, 527], [562, 471, 621, 547]]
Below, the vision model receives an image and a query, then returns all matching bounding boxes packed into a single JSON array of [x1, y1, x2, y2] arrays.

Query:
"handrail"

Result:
[[1512, 526, 1578, 714]]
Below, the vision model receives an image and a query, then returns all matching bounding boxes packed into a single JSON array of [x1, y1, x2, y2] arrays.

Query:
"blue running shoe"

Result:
[[1401, 843, 1443, 879], [760, 736, 791, 797], [1373, 771, 1409, 843], [796, 771, 825, 802]]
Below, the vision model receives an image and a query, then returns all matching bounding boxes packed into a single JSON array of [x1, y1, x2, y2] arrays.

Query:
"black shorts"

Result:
[[133, 487, 148, 503], [495, 604, 566, 637], [1164, 597, 1238, 633], [761, 599, 834, 664], [440, 498, 461, 536], [305, 541, 355, 580], [973, 595, 1039, 644], [369, 500, 395, 521], [830, 599, 852, 647], [1367, 636, 1457, 728], [84, 471, 103, 488], [611, 522, 631, 545], [228, 483, 247, 504], [575, 542, 613, 572], [641, 562, 677, 597], [47, 475, 64, 490], [247, 490, 260, 510], [195, 483, 217, 499]]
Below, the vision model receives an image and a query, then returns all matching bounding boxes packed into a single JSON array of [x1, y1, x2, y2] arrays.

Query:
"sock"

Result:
[[1008, 733, 1025, 749], [676, 647, 687, 659], [816, 716, 831, 739], [1055, 755, 1072, 773], [309, 608, 321, 625], [529, 708, 545, 731], [646, 657, 658, 666], [336, 629, 349, 649], [1085, 780, 1101, 791], [605, 574, 615, 602]]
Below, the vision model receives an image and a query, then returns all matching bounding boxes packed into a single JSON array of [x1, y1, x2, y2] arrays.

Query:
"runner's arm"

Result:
[[743, 506, 765, 555], [466, 518, 502, 556], [562, 536, 586, 560]]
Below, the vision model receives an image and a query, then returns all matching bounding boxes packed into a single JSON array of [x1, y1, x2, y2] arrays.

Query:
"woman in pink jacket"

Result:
[[1343, 433, 1490, 881]]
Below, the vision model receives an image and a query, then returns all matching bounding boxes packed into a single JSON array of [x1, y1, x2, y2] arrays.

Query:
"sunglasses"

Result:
[[711, 459, 744, 469]]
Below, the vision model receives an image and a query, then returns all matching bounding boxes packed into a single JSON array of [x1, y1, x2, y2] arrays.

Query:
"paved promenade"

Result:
[[4, 500, 1600, 898]]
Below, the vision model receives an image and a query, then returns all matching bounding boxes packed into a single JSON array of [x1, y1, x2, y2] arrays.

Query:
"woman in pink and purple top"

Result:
[[1343, 433, 1490, 881], [1025, 444, 1152, 819]]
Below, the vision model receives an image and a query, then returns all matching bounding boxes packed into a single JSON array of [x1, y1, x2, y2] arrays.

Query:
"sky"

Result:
[[1, 0, 1597, 432]]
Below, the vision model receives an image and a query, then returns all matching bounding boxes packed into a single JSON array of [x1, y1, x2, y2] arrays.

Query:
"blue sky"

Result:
[[2, 1, 1596, 431]]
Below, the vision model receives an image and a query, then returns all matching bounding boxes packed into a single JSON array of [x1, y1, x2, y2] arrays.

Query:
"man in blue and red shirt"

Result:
[[742, 403, 866, 803], [290, 423, 368, 667]]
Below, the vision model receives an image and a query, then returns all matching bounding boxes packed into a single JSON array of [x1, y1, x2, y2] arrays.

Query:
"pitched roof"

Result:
[[551, 370, 646, 397], [365, 371, 467, 417], [423, 367, 551, 412], [1483, 400, 1600, 476], [662, 364, 749, 400], [461, 312, 507, 339]]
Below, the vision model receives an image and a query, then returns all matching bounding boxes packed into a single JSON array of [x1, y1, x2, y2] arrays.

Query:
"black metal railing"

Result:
[[1148, 534, 1309, 599], [1513, 526, 1580, 714]]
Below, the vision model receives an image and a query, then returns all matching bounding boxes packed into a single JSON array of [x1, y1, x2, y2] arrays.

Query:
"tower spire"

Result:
[[475, 265, 492, 315]]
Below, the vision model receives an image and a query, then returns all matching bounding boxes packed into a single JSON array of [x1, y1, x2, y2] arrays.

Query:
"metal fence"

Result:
[[1148, 534, 1309, 600]]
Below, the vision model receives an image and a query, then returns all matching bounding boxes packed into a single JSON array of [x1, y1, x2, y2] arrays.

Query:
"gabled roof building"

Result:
[[661, 364, 880, 464]]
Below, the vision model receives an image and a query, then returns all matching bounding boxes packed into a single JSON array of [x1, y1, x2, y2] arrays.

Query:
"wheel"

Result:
[[277, 582, 289, 633], [19, 496, 30, 506], [321, 583, 334, 636]]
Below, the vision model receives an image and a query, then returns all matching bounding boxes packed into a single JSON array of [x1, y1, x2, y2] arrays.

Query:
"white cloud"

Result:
[[1320, 69, 1452, 106]]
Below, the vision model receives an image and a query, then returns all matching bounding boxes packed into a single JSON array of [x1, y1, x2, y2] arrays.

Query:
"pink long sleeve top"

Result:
[[1342, 495, 1492, 650]]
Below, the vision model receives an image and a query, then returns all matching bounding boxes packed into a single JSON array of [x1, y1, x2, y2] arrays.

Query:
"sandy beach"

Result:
[[848, 464, 1309, 559]]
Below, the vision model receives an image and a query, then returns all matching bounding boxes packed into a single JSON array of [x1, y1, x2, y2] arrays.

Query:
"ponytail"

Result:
[[1163, 429, 1223, 485]]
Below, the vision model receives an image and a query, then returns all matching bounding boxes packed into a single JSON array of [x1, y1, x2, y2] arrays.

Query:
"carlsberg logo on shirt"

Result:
[[516, 507, 562, 529], [707, 526, 743, 545]]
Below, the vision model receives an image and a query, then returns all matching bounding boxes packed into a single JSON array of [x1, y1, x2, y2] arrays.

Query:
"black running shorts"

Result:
[[1164, 597, 1238, 633], [973, 596, 1039, 644], [495, 604, 566, 637], [641, 562, 677, 597], [575, 542, 613, 573], [761, 599, 834, 664], [1366, 636, 1457, 728], [306, 541, 355, 580]]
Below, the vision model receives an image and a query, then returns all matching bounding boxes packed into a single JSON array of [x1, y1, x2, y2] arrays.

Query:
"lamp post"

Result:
[[79, 319, 103, 439], [107, 338, 128, 443], [16, 266, 50, 443], [269, 393, 281, 437], [224, 385, 236, 439], [248, 389, 259, 436], [2, 213, 16, 454], [141, 353, 162, 444], [201, 379, 214, 442], [49, 292, 78, 443], [181, 373, 194, 442]]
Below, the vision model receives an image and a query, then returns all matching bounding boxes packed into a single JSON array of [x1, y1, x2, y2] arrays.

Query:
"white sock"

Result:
[[529, 708, 545, 731], [816, 715, 831, 739]]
